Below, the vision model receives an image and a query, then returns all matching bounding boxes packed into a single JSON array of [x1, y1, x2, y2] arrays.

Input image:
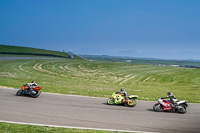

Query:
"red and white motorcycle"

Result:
[[153, 97, 188, 114]]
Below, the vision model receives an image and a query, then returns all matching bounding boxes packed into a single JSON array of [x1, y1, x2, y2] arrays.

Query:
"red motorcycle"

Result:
[[153, 97, 188, 113], [16, 85, 42, 98]]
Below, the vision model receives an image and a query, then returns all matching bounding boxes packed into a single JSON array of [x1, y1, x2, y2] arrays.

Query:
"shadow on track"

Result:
[[146, 108, 178, 114], [146, 108, 154, 112]]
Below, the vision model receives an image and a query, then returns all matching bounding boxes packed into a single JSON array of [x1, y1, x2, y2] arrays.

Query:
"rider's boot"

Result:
[[122, 99, 126, 104], [171, 103, 176, 112]]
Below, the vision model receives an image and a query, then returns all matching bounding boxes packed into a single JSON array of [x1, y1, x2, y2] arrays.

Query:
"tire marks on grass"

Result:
[[119, 74, 137, 85], [33, 63, 65, 77], [143, 76, 152, 82]]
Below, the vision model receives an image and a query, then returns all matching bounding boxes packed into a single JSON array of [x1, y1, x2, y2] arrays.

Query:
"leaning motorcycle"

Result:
[[153, 97, 188, 113], [107, 92, 138, 107], [16, 85, 42, 98]]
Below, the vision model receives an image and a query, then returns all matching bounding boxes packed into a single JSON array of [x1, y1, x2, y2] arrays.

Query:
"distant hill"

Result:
[[79, 54, 200, 68], [0, 44, 81, 59]]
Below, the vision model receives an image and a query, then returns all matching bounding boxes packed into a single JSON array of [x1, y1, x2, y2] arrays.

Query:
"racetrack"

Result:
[[0, 88, 200, 133]]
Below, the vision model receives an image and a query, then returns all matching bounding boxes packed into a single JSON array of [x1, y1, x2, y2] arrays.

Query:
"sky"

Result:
[[0, 0, 200, 60]]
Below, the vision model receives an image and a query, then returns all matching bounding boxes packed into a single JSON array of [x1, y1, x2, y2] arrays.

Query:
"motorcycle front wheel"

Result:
[[16, 90, 22, 96], [29, 91, 41, 98], [153, 104, 163, 112], [107, 98, 115, 105]]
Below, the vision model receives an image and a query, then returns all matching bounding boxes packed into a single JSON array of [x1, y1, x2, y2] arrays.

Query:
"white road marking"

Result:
[[0, 120, 154, 133]]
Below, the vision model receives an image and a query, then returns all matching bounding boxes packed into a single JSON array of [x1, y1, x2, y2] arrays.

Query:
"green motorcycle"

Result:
[[107, 92, 138, 107]]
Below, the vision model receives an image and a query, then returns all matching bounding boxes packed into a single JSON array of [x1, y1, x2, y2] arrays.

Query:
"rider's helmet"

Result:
[[167, 92, 173, 97], [121, 88, 125, 92], [31, 81, 35, 84]]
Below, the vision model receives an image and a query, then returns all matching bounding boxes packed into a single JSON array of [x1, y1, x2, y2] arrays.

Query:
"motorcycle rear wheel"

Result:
[[107, 98, 115, 105], [153, 104, 163, 112], [29, 91, 41, 98], [127, 99, 136, 107], [177, 104, 187, 114]]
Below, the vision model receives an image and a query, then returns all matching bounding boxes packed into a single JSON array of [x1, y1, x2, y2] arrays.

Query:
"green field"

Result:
[[0, 122, 123, 133], [0, 58, 200, 103], [0, 45, 200, 103]]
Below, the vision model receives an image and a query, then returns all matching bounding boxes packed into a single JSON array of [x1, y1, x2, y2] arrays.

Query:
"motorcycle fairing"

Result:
[[33, 86, 42, 91], [22, 85, 42, 91], [177, 100, 188, 106], [159, 99, 172, 110], [22, 85, 29, 90], [128, 95, 138, 99], [114, 94, 124, 104]]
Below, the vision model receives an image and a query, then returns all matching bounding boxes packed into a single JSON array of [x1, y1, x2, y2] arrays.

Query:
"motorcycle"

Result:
[[16, 85, 42, 98], [107, 92, 138, 107], [153, 97, 188, 113]]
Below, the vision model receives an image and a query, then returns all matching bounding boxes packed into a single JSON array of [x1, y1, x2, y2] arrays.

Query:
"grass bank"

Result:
[[0, 44, 81, 59], [0, 59, 199, 103], [0, 122, 123, 133]]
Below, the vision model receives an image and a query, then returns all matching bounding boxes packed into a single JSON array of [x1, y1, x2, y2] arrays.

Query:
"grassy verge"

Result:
[[0, 59, 200, 103], [0, 122, 124, 133]]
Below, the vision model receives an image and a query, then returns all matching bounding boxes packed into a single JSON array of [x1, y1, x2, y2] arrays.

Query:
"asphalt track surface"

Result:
[[0, 88, 200, 133]]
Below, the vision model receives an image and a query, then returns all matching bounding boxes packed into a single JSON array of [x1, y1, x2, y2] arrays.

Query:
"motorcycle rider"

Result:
[[117, 88, 128, 103], [26, 81, 38, 91], [162, 92, 177, 109]]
